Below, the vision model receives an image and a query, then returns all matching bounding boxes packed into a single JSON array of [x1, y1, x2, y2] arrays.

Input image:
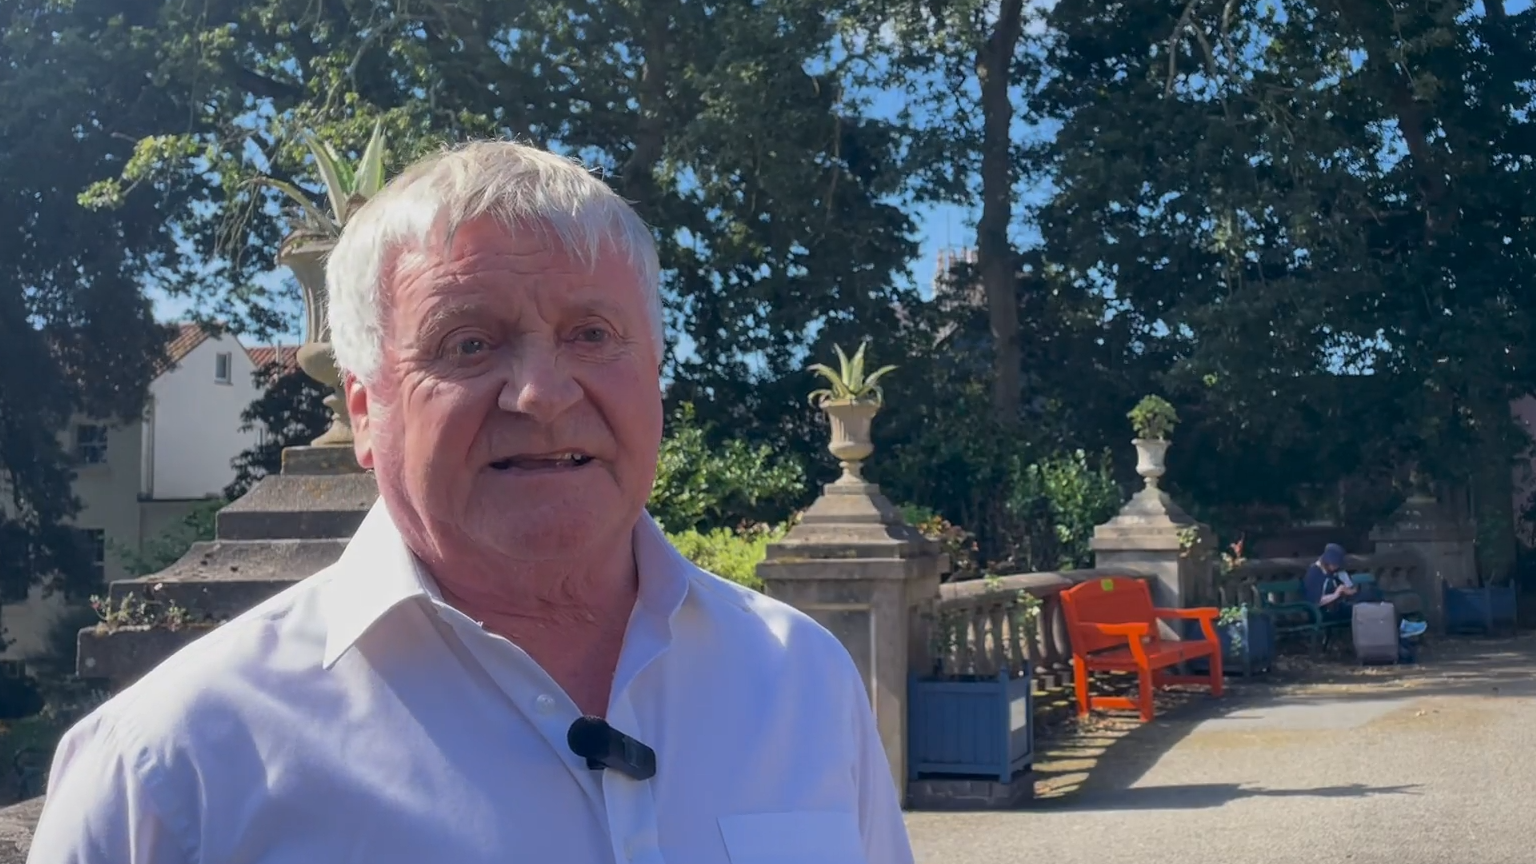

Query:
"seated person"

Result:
[[1305, 543, 1427, 638], [1305, 543, 1361, 623]]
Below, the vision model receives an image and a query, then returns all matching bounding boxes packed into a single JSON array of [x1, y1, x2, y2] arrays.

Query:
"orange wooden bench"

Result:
[[1060, 576, 1224, 722]]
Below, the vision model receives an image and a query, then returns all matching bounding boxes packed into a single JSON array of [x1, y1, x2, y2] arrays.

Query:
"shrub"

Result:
[[666, 522, 790, 592], [902, 504, 980, 581], [650, 403, 806, 533], [1006, 448, 1124, 571]]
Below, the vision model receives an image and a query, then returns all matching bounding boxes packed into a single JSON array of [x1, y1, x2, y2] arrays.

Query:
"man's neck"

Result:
[[429, 544, 641, 716]]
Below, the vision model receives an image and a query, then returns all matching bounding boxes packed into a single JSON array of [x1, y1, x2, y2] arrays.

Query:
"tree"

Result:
[[0, 0, 211, 601], [1034, 0, 1536, 560], [75, 0, 924, 472], [226, 360, 330, 499], [860, 0, 1046, 426]]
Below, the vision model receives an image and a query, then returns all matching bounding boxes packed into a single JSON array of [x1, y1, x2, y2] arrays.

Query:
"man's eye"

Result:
[[576, 327, 610, 344], [451, 337, 488, 356]]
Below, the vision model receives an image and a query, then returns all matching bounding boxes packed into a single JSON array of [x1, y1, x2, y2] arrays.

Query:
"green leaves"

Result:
[[806, 341, 897, 407], [649, 403, 807, 534], [247, 119, 391, 236]]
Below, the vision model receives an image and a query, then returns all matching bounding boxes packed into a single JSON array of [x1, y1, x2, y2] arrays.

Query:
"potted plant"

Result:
[[807, 341, 896, 479], [249, 120, 391, 447], [1212, 603, 1277, 676], [1190, 539, 1276, 676], [1127, 395, 1179, 484], [908, 587, 1036, 797]]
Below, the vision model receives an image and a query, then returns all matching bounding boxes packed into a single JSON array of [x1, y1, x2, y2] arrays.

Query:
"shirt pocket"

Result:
[[717, 810, 866, 864]]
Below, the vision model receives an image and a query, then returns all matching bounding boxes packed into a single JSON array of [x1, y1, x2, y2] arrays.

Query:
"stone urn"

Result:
[[278, 232, 353, 447], [821, 398, 880, 481], [1132, 438, 1170, 488]]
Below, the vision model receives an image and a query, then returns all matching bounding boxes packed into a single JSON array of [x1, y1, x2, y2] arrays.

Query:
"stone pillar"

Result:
[[1091, 439, 1215, 629], [756, 384, 944, 799], [757, 474, 945, 799], [1369, 491, 1476, 633]]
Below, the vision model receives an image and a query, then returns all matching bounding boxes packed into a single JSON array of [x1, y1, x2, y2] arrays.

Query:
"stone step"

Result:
[[77, 625, 216, 688], [104, 538, 349, 620]]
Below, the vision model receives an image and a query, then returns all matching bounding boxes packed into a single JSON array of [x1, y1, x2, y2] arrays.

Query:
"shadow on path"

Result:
[[1050, 781, 1422, 812], [1025, 632, 1536, 810]]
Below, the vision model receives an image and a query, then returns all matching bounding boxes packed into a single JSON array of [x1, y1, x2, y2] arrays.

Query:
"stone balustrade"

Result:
[[1217, 550, 1428, 616], [929, 568, 1152, 694]]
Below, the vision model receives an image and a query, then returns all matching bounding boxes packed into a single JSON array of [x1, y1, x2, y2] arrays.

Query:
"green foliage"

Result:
[[90, 585, 216, 632], [227, 361, 332, 499], [0, 0, 188, 603], [902, 504, 981, 581], [111, 499, 222, 579], [1005, 449, 1125, 572], [248, 120, 389, 236], [649, 403, 807, 534], [1127, 396, 1179, 441], [1037, 0, 1536, 525], [806, 342, 897, 407], [666, 524, 790, 592]]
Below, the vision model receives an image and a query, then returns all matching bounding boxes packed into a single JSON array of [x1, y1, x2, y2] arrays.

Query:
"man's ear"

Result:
[[344, 373, 374, 470]]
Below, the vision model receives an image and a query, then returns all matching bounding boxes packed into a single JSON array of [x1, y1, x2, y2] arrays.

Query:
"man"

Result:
[[1304, 543, 1427, 639], [30, 141, 912, 863], [1304, 543, 1358, 621]]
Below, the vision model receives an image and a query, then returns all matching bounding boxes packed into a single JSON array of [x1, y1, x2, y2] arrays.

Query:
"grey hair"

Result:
[[324, 140, 664, 385]]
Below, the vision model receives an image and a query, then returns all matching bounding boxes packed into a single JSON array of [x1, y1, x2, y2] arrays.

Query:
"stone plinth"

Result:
[[1369, 493, 1476, 633], [0, 796, 41, 863], [77, 451, 377, 689], [908, 770, 1034, 810], [1092, 484, 1215, 632], [756, 474, 946, 802]]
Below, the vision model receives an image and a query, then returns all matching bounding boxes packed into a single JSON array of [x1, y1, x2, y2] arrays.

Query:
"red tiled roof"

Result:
[[248, 345, 301, 377], [245, 342, 302, 382], [153, 323, 218, 376]]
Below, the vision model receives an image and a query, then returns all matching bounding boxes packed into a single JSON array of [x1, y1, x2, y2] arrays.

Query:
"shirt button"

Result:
[[534, 694, 557, 714]]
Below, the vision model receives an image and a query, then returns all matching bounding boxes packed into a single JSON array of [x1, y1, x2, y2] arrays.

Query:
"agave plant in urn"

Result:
[[807, 341, 896, 483], [249, 120, 390, 447]]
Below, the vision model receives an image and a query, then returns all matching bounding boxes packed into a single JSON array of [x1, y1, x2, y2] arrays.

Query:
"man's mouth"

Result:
[[488, 452, 595, 472]]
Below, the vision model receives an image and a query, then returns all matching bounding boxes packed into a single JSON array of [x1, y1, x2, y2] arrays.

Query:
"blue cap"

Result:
[[1321, 544, 1346, 567]]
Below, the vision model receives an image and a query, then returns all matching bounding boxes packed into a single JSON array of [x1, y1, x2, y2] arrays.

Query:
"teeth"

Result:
[[490, 453, 591, 470]]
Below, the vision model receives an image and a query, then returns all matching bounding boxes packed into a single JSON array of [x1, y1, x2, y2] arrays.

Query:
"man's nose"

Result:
[[497, 341, 581, 421]]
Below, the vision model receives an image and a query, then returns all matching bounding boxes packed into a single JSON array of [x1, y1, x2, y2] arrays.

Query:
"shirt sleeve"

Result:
[[27, 713, 192, 864], [847, 668, 915, 864]]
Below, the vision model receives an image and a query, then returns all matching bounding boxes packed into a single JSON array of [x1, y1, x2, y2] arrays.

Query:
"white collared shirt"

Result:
[[29, 502, 912, 864]]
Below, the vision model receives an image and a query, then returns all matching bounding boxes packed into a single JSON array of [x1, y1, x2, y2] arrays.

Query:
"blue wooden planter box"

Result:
[[1185, 610, 1275, 677], [908, 668, 1034, 784], [1444, 584, 1518, 635]]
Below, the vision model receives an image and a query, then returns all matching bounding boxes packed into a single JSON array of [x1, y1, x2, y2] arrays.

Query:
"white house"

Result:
[[2, 324, 282, 665]]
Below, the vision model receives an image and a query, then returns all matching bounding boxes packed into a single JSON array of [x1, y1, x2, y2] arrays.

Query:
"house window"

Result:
[[215, 352, 233, 384], [74, 424, 108, 464], [79, 528, 106, 582]]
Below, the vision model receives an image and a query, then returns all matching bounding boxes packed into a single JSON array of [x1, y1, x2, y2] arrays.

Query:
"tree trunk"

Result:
[[976, 0, 1025, 425], [617, 4, 674, 205]]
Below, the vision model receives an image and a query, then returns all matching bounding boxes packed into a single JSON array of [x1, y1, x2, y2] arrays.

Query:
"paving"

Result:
[[905, 635, 1536, 864]]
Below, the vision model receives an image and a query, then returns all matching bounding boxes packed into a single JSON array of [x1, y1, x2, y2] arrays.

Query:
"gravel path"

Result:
[[905, 635, 1536, 864]]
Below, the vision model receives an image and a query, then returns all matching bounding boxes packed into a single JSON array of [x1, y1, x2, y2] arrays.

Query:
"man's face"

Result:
[[345, 216, 663, 566]]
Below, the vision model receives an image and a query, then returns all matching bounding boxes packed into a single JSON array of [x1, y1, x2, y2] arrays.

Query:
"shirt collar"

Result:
[[320, 499, 691, 669]]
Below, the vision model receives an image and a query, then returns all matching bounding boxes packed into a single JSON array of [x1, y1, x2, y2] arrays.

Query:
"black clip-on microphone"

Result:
[[567, 715, 657, 782]]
